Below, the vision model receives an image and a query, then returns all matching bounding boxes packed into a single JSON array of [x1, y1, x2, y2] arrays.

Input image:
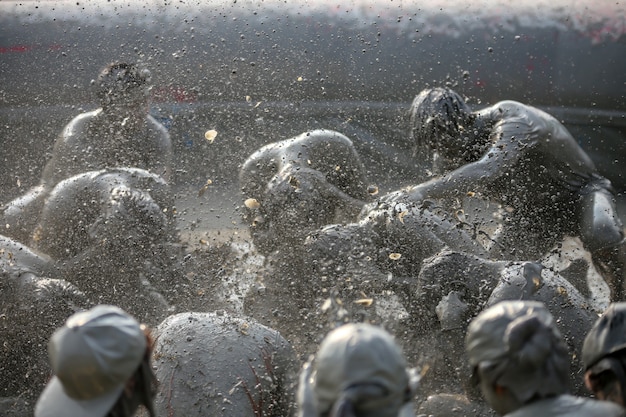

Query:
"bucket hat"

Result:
[[35, 305, 146, 417]]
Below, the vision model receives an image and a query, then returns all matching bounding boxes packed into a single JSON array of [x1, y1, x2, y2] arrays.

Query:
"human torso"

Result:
[[43, 109, 171, 187], [479, 101, 597, 207]]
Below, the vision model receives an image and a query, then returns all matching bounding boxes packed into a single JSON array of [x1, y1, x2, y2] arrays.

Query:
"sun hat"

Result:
[[583, 302, 626, 371], [304, 323, 416, 417], [35, 305, 146, 417]]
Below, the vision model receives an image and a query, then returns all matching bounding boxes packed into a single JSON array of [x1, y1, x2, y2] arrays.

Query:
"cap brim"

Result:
[[35, 376, 123, 417]]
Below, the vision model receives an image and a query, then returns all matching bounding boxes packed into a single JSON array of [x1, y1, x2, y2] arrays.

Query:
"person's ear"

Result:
[[124, 376, 136, 397], [494, 384, 508, 397]]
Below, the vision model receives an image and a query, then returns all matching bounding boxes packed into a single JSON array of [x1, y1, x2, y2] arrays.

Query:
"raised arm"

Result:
[[406, 122, 529, 202]]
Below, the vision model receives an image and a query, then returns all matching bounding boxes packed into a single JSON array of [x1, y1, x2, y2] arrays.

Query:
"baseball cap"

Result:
[[583, 302, 626, 370], [311, 323, 415, 417], [35, 305, 147, 417]]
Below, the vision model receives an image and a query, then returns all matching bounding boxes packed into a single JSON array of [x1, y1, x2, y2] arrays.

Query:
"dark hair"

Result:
[[409, 87, 474, 151], [107, 328, 157, 417], [96, 62, 150, 105], [585, 353, 626, 405]]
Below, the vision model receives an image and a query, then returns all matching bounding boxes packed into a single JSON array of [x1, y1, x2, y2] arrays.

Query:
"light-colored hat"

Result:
[[35, 305, 146, 417], [583, 302, 626, 370], [465, 300, 569, 403], [302, 323, 416, 417]]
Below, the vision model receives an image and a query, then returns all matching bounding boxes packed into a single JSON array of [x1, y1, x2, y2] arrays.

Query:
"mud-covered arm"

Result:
[[147, 117, 173, 182], [40, 113, 94, 188], [405, 123, 528, 202]]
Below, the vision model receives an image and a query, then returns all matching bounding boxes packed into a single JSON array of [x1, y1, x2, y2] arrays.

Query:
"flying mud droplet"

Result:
[[354, 298, 374, 307], [466, 191, 476, 197], [389, 253, 402, 260], [297, 76, 303, 82], [239, 321, 250, 335], [245, 95, 252, 102], [367, 185, 379, 196], [335, 165, 341, 171], [321, 298, 332, 312], [244, 198, 261, 209], [198, 179, 213, 197], [455, 209, 466, 223], [204, 129, 218, 143]]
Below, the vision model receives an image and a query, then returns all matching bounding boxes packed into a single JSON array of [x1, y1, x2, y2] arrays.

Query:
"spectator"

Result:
[[296, 322, 418, 417], [466, 300, 624, 416], [583, 302, 626, 407], [35, 305, 157, 417]]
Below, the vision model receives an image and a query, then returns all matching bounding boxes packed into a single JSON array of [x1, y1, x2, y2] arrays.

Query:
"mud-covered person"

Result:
[[466, 300, 625, 417], [394, 87, 625, 299], [239, 129, 371, 255], [2, 62, 172, 243], [297, 322, 419, 417], [582, 302, 626, 409], [35, 305, 157, 417], [30, 168, 177, 324]]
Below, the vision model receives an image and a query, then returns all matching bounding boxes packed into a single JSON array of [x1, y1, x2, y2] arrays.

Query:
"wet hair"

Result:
[[107, 327, 157, 417], [96, 62, 150, 106], [409, 87, 474, 152]]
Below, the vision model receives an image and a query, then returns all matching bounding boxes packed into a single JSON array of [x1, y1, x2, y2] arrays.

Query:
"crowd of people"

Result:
[[1, 60, 625, 416]]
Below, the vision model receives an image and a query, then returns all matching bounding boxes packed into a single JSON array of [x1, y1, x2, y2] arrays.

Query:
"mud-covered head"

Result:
[[409, 87, 478, 173], [95, 62, 151, 111], [298, 323, 417, 417], [89, 185, 170, 249], [465, 301, 569, 413]]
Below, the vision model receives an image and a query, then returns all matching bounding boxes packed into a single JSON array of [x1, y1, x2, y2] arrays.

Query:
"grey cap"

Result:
[[310, 323, 414, 417], [583, 302, 626, 370], [35, 305, 146, 417], [465, 300, 569, 403]]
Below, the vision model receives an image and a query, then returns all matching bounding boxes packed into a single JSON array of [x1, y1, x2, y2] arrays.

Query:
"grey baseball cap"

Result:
[[311, 323, 414, 417], [35, 305, 147, 417], [583, 302, 626, 370]]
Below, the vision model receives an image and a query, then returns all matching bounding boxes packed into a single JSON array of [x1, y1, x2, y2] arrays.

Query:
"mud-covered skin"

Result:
[[0, 62, 172, 245], [406, 92, 624, 259], [239, 129, 370, 254], [42, 109, 172, 187], [152, 311, 298, 417], [0, 235, 88, 403], [0, 108, 172, 245], [403, 90, 626, 301], [31, 168, 178, 324], [412, 252, 601, 397]]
